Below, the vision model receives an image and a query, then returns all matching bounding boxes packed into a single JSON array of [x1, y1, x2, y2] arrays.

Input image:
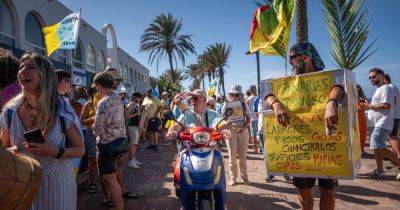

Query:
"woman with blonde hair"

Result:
[[0, 52, 85, 210]]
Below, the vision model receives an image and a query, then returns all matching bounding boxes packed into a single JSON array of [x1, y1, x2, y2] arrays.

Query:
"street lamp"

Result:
[[246, 50, 261, 95]]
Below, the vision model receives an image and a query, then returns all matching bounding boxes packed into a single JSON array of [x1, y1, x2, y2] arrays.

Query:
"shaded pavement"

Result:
[[78, 142, 400, 210]]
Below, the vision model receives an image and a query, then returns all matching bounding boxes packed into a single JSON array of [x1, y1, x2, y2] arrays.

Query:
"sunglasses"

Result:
[[289, 54, 303, 61], [230, 94, 240, 98], [369, 75, 376, 80]]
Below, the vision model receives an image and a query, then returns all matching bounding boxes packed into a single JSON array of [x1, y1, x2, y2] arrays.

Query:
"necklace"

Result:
[[24, 99, 39, 128]]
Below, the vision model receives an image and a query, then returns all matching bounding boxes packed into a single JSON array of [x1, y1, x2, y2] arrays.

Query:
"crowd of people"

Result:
[[0, 40, 400, 210]]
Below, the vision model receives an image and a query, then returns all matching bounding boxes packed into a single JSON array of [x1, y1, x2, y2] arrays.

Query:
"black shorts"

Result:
[[147, 117, 161, 132], [293, 177, 338, 190], [390, 119, 400, 137], [97, 145, 119, 175]]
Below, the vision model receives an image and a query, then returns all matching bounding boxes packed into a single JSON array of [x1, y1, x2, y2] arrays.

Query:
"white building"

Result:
[[0, 0, 150, 93]]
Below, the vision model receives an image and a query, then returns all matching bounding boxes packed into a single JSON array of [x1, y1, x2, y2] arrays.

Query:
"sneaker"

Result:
[[228, 179, 236, 186], [145, 145, 154, 150], [128, 161, 140, 169], [133, 158, 143, 165], [396, 173, 400, 181], [283, 175, 292, 181], [265, 175, 275, 183], [366, 169, 385, 178]]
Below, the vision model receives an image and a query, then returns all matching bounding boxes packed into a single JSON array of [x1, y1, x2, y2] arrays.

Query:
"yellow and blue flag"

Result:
[[42, 12, 81, 56], [207, 78, 219, 97]]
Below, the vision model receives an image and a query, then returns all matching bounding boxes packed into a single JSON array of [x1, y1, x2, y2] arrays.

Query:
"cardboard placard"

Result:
[[260, 69, 361, 179]]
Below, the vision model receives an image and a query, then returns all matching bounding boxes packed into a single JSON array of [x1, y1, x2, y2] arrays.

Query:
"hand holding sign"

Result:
[[272, 101, 290, 127]]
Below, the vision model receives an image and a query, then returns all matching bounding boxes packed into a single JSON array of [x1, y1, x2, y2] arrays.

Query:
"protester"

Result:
[[142, 88, 162, 151], [357, 84, 368, 154], [160, 91, 170, 145], [0, 48, 20, 108], [223, 85, 251, 186], [216, 96, 223, 115], [81, 86, 99, 194], [56, 69, 73, 97], [383, 74, 400, 164], [92, 71, 126, 209], [0, 52, 85, 210], [126, 92, 143, 168], [363, 68, 400, 179], [265, 42, 341, 210], [71, 86, 88, 132], [167, 89, 221, 139], [246, 85, 259, 153]]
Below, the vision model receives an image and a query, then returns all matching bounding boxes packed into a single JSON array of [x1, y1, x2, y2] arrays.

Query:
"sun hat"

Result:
[[228, 84, 243, 95], [192, 89, 207, 99]]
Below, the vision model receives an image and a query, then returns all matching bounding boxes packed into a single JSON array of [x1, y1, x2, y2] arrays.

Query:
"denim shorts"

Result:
[[250, 120, 258, 137], [97, 145, 120, 175], [370, 127, 391, 149]]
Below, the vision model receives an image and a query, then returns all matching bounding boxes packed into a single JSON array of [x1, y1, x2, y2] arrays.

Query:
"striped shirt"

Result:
[[0, 101, 77, 210]]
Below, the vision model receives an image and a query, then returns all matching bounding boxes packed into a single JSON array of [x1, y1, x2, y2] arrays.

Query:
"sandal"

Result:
[[123, 190, 139, 199], [88, 184, 97, 194], [101, 200, 113, 207]]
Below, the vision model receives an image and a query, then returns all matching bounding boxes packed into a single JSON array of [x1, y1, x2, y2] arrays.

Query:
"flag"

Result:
[[249, 0, 295, 57], [42, 12, 81, 56], [207, 78, 219, 97]]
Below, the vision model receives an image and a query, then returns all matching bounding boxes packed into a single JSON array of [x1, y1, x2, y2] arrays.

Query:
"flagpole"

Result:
[[71, 8, 81, 86]]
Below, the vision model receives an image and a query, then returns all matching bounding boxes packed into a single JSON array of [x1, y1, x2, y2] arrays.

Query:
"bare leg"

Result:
[[129, 144, 138, 160], [389, 136, 400, 158], [375, 149, 385, 172], [298, 188, 314, 210], [101, 173, 123, 209], [116, 155, 126, 193], [319, 187, 336, 210], [88, 157, 98, 185]]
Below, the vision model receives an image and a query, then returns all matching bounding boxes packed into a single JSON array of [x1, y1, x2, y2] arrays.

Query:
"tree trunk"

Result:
[[212, 70, 215, 79], [202, 77, 205, 90], [167, 51, 174, 74], [219, 68, 226, 96], [296, 0, 308, 43], [208, 71, 211, 83]]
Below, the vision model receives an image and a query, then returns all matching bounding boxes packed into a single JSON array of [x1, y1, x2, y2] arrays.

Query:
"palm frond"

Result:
[[322, 0, 377, 70]]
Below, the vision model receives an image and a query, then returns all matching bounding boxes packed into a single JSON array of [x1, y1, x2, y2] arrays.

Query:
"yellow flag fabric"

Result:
[[42, 12, 81, 56], [249, 0, 295, 57], [43, 22, 61, 56]]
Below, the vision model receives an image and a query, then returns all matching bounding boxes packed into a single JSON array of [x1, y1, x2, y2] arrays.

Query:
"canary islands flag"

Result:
[[207, 78, 219, 97], [42, 12, 81, 56]]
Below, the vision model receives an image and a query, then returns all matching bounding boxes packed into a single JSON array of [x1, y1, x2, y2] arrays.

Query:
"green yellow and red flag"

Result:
[[249, 0, 295, 57]]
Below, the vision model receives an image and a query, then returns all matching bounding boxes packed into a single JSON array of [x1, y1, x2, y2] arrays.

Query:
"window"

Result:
[[134, 71, 137, 83], [98, 51, 105, 71], [129, 68, 133, 84], [86, 45, 95, 72], [119, 62, 123, 78], [51, 50, 67, 63], [25, 12, 44, 55], [0, 0, 15, 47], [74, 40, 83, 69], [125, 65, 128, 82]]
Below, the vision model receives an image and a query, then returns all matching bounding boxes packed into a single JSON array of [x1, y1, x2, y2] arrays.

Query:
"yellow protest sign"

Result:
[[261, 69, 361, 179]]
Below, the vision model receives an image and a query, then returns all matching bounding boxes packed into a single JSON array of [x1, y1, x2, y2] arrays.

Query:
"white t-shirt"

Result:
[[388, 84, 400, 119], [368, 84, 395, 130], [246, 95, 258, 121]]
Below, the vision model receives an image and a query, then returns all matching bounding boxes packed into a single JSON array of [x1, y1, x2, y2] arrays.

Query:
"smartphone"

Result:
[[24, 128, 45, 144]]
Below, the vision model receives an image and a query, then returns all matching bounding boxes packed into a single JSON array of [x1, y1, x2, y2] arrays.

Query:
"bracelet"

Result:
[[269, 100, 280, 110], [327, 99, 338, 107], [55, 148, 65, 159]]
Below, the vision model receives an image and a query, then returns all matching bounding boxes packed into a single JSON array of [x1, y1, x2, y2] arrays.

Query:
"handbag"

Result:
[[99, 137, 128, 155]]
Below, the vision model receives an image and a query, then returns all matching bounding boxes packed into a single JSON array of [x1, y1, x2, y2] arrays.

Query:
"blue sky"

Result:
[[59, 0, 400, 97]]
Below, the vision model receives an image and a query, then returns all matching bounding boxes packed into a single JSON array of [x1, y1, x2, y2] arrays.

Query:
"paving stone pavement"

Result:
[[78, 142, 400, 210]]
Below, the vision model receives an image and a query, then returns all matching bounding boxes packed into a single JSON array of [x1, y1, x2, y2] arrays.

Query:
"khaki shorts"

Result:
[[127, 126, 139, 144]]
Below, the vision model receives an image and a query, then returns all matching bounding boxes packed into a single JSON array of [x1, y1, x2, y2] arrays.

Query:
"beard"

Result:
[[371, 79, 380, 86], [292, 60, 307, 75]]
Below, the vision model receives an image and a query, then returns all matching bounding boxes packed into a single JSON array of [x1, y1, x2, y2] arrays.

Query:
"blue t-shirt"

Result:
[[177, 108, 221, 128], [253, 96, 260, 113]]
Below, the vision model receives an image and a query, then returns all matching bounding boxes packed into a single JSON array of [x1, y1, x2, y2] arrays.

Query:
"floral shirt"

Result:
[[93, 93, 126, 144]]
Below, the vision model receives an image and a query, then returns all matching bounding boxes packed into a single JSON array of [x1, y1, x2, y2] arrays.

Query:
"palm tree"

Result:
[[322, 0, 377, 70], [162, 68, 188, 85], [139, 13, 196, 74], [201, 43, 232, 96], [186, 63, 206, 90], [296, 0, 308, 43], [198, 53, 216, 82]]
